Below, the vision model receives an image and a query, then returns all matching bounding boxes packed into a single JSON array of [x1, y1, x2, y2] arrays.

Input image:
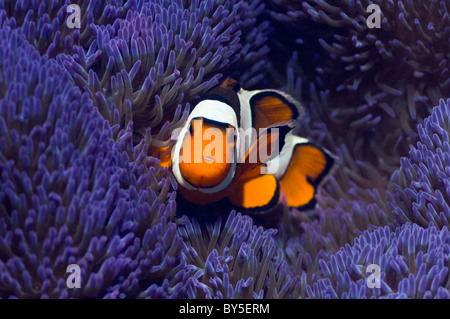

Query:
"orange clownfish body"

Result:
[[152, 78, 335, 213]]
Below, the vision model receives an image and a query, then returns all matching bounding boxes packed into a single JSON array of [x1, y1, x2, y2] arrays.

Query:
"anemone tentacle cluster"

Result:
[[178, 211, 305, 299], [389, 99, 450, 230], [0, 0, 136, 57], [0, 24, 188, 298], [286, 223, 450, 299], [266, 0, 450, 223], [59, 0, 270, 146]]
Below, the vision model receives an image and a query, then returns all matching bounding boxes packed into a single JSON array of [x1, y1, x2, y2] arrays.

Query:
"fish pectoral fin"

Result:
[[280, 143, 335, 210], [227, 173, 279, 213]]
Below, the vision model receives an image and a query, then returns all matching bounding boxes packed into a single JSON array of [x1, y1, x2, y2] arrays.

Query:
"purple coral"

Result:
[[0, 24, 187, 298], [389, 98, 450, 230]]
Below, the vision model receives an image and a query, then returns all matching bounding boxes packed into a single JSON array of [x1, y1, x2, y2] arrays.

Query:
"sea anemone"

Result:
[[267, 0, 450, 217], [0, 24, 187, 298], [1, 0, 449, 301], [286, 193, 393, 259], [60, 0, 271, 148], [229, 0, 271, 89], [279, 99, 450, 264], [285, 223, 450, 299], [0, 0, 135, 57], [389, 98, 450, 230], [269, 0, 449, 104], [178, 211, 303, 299]]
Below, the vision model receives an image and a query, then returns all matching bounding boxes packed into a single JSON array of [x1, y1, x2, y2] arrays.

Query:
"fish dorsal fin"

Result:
[[249, 89, 304, 131], [220, 78, 241, 91]]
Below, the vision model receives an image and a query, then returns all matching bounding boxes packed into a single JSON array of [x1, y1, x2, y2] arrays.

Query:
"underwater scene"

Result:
[[0, 0, 449, 299]]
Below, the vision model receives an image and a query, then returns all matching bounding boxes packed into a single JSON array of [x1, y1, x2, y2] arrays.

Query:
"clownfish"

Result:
[[154, 78, 335, 213]]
